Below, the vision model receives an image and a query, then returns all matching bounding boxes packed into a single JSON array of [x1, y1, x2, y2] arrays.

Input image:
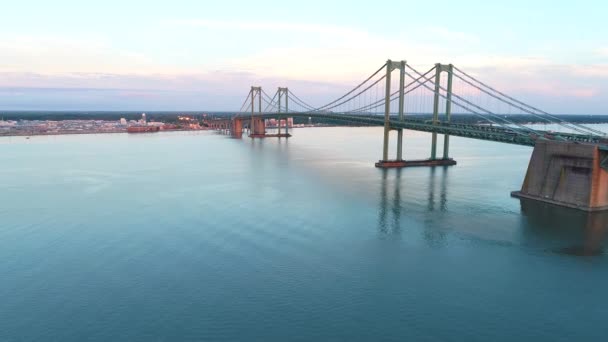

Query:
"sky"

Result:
[[0, 0, 607, 113]]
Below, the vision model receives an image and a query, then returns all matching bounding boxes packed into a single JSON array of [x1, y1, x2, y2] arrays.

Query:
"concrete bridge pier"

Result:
[[247, 117, 293, 138], [512, 140, 608, 211], [249, 118, 267, 138], [273, 117, 292, 138], [231, 118, 244, 138]]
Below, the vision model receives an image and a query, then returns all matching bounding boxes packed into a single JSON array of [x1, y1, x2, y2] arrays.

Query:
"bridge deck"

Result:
[[233, 113, 606, 147]]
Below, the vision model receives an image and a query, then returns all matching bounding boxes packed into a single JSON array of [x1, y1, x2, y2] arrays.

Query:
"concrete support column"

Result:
[[382, 60, 392, 162], [285, 90, 289, 136], [397, 129, 403, 161], [233, 119, 243, 136], [278, 89, 282, 135], [431, 64, 441, 160], [252, 118, 265, 135], [396, 60, 405, 161], [250, 87, 255, 133], [443, 64, 453, 160]]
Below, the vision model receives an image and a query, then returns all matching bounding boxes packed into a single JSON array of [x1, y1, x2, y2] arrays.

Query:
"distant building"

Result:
[[0, 120, 16, 127], [120, 118, 127, 125], [140, 113, 147, 125]]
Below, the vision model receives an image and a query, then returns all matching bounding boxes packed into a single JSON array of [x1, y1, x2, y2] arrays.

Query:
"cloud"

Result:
[[567, 64, 608, 78], [448, 62, 607, 114], [0, 34, 187, 74], [165, 19, 364, 38], [426, 26, 480, 44], [0, 19, 605, 113], [0, 71, 353, 110], [569, 88, 599, 98]]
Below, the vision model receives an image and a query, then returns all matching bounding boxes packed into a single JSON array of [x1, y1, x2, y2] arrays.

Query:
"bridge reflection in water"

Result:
[[518, 199, 608, 256], [376, 168, 607, 255], [377, 167, 449, 236]]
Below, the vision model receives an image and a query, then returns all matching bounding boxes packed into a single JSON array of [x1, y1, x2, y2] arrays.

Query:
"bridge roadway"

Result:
[[234, 112, 607, 147]]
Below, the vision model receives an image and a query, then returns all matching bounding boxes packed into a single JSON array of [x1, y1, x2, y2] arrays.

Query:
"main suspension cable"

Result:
[[452, 66, 605, 136], [404, 64, 537, 136], [304, 62, 388, 112]]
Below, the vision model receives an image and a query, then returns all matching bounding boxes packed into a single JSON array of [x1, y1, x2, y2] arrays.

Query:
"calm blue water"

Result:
[[1, 127, 607, 341]]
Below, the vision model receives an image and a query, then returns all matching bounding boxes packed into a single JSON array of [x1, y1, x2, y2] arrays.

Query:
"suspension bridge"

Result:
[[208, 60, 608, 212]]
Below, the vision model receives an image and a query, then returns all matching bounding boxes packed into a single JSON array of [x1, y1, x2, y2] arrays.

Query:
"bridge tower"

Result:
[[431, 63, 455, 161], [276, 87, 291, 138], [374, 60, 405, 168], [249, 86, 266, 137], [376, 61, 457, 168]]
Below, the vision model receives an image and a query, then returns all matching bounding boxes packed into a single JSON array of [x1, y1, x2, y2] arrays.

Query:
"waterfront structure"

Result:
[[213, 60, 608, 212]]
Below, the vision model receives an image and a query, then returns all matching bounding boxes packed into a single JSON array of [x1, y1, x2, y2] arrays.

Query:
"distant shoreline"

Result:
[[2, 112, 608, 125], [2, 113, 608, 138], [0, 128, 211, 138]]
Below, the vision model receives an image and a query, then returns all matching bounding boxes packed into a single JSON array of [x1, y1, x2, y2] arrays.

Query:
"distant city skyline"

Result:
[[1, 0, 607, 113]]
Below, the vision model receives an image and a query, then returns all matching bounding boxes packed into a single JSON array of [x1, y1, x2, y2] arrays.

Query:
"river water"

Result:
[[1, 126, 607, 341]]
